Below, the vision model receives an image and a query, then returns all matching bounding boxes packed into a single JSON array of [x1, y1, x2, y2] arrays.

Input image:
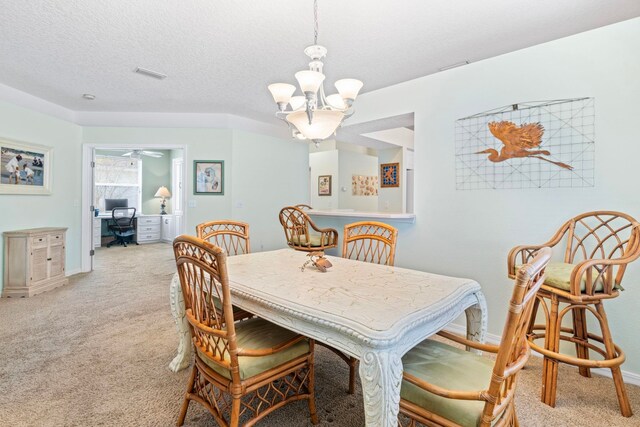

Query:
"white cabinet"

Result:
[[161, 215, 175, 242], [3, 227, 69, 297], [93, 218, 102, 248], [136, 215, 161, 244]]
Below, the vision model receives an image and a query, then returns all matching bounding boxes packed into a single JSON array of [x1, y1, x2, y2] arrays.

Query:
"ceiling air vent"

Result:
[[134, 67, 167, 80]]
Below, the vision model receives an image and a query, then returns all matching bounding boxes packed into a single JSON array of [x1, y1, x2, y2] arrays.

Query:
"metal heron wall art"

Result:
[[477, 121, 573, 170]]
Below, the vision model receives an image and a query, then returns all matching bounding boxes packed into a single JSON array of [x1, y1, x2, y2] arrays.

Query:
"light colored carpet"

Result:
[[0, 243, 638, 426]]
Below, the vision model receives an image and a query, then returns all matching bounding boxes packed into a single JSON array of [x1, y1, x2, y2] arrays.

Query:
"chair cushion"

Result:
[[197, 317, 309, 380], [517, 262, 618, 292], [209, 294, 251, 319], [289, 234, 329, 247], [401, 339, 495, 427]]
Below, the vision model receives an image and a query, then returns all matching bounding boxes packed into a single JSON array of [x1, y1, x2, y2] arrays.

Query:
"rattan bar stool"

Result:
[[508, 211, 640, 417]]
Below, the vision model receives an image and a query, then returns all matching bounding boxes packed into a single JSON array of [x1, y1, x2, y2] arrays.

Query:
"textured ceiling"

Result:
[[0, 0, 638, 125]]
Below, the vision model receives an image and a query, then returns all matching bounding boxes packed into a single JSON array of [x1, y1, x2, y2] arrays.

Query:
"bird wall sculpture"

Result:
[[477, 121, 573, 170]]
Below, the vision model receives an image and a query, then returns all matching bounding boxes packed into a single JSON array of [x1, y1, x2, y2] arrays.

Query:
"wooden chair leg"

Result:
[[595, 302, 633, 417], [571, 307, 591, 378], [541, 295, 560, 407], [177, 366, 196, 426], [348, 357, 358, 394], [527, 296, 541, 336], [229, 397, 241, 427], [307, 342, 319, 424]]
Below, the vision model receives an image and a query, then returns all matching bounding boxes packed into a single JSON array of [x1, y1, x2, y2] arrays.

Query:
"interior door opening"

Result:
[[81, 144, 187, 272]]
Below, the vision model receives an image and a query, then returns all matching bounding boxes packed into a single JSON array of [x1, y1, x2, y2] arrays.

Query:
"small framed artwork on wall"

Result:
[[380, 162, 400, 188], [194, 160, 224, 195], [0, 138, 52, 195], [318, 175, 332, 196]]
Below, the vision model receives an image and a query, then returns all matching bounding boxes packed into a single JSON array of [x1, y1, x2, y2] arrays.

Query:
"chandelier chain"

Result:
[[313, 0, 319, 45]]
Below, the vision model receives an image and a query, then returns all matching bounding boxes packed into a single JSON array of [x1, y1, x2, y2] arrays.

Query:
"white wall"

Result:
[[314, 18, 640, 375], [0, 101, 83, 288], [0, 115, 308, 292], [339, 150, 378, 212], [309, 150, 339, 209], [377, 147, 404, 212], [230, 129, 309, 252]]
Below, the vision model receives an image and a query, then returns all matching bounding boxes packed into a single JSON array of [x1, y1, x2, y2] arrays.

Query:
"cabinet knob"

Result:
[[47, 258, 52, 261]]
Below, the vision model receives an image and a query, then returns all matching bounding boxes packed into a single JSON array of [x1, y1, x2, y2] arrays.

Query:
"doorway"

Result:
[[81, 144, 188, 272]]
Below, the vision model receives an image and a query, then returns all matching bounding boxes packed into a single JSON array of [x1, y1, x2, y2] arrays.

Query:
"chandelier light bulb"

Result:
[[295, 70, 325, 95], [335, 79, 364, 103]]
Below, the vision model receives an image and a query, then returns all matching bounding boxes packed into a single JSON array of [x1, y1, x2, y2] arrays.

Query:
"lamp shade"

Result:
[[326, 94, 347, 110], [335, 78, 363, 100], [154, 186, 171, 198], [295, 70, 325, 94], [268, 83, 296, 104], [289, 95, 306, 111], [286, 110, 344, 140]]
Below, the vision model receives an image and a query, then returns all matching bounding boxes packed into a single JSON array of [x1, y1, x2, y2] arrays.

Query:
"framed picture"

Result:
[[194, 160, 224, 195], [0, 138, 52, 195], [380, 162, 400, 188], [318, 175, 332, 196]]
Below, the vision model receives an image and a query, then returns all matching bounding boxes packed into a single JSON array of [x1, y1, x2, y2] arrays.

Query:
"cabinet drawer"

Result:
[[31, 235, 48, 248], [137, 232, 160, 242], [138, 216, 161, 225], [138, 224, 160, 233], [49, 233, 64, 246]]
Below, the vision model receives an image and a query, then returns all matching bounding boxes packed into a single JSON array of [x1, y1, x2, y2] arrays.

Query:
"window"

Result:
[[94, 155, 141, 211]]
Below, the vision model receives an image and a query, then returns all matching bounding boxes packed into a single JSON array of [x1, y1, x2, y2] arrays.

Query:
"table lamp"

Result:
[[154, 186, 171, 215]]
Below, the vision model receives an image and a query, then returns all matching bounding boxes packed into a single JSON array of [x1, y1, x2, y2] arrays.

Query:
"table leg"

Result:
[[465, 291, 488, 352], [359, 349, 403, 427], [169, 272, 192, 372]]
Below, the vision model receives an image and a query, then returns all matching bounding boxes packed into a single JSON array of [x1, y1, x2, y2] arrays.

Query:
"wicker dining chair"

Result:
[[174, 235, 318, 426], [323, 221, 399, 394], [399, 247, 551, 427], [279, 206, 338, 252], [196, 220, 253, 322], [343, 221, 398, 266], [295, 204, 313, 210], [196, 220, 250, 256], [507, 211, 640, 417]]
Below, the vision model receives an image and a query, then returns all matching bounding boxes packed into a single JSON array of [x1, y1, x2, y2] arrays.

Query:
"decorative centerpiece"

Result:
[[300, 251, 333, 272]]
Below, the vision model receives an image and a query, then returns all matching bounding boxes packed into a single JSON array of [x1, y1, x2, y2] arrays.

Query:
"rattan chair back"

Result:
[[342, 221, 398, 266], [196, 220, 250, 256], [483, 247, 551, 424], [509, 211, 640, 296], [173, 235, 240, 382], [279, 206, 338, 252]]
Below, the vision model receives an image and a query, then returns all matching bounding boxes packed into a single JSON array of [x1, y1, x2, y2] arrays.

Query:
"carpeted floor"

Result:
[[0, 243, 638, 426]]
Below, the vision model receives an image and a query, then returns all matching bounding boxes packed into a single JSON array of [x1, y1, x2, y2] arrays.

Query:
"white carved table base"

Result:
[[168, 250, 488, 426], [169, 273, 191, 372]]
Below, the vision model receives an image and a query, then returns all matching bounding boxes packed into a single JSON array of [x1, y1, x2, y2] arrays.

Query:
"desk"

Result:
[[169, 249, 487, 426], [93, 214, 168, 246]]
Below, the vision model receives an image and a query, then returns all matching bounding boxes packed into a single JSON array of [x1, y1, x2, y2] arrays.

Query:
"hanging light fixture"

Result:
[[267, 0, 363, 146]]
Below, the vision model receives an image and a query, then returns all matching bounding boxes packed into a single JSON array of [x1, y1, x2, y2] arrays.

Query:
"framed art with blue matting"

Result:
[[380, 162, 399, 188]]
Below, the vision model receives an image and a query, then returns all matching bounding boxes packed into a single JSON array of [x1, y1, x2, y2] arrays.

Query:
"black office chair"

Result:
[[107, 207, 138, 248]]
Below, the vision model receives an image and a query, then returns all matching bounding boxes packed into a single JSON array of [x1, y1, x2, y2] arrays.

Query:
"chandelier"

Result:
[[267, 0, 363, 146]]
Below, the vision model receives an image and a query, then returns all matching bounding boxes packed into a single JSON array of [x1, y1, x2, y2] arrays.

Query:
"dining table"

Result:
[[169, 248, 487, 427]]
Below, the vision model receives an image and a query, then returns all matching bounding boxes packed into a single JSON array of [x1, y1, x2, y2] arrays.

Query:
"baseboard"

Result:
[[66, 268, 82, 277], [443, 323, 640, 387]]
